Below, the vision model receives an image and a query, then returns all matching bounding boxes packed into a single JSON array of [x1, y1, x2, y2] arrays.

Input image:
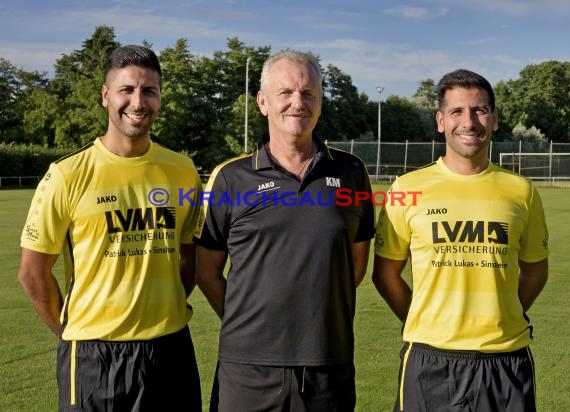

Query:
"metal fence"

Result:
[[3, 141, 570, 187], [0, 176, 42, 188], [325, 139, 570, 181]]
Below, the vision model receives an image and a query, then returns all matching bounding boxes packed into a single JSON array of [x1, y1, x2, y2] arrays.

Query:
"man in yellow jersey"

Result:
[[18, 45, 202, 411], [373, 69, 549, 412]]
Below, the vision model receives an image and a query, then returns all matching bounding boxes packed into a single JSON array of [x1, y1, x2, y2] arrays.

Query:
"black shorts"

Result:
[[57, 326, 201, 411], [394, 342, 536, 412], [210, 361, 356, 412]]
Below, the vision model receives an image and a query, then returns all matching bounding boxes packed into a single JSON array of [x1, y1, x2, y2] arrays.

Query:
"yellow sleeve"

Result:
[[374, 179, 411, 260], [20, 163, 71, 254], [180, 163, 203, 244], [519, 185, 549, 262]]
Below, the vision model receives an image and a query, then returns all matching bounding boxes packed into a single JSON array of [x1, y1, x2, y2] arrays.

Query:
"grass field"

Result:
[[1, 186, 568, 411]]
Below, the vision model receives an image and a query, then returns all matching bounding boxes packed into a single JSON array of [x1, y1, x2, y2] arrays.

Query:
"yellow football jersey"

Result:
[[21, 139, 202, 341], [375, 158, 549, 352]]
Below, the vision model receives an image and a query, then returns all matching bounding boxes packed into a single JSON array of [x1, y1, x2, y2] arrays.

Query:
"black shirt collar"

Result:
[[251, 134, 334, 171]]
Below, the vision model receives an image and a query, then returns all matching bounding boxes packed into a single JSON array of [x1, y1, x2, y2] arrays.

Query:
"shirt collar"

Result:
[[251, 133, 334, 171]]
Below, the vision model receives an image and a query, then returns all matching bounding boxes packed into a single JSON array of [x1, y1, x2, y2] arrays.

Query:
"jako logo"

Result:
[[97, 195, 117, 204], [257, 181, 277, 192], [426, 208, 447, 215]]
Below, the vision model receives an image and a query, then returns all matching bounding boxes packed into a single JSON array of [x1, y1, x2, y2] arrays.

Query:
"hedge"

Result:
[[0, 143, 74, 177]]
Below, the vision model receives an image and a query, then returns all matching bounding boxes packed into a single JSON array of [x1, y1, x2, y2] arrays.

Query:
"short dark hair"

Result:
[[436, 69, 495, 111], [105, 45, 162, 85]]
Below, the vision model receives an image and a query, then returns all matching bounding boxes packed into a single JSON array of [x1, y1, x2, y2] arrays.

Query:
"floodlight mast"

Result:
[[375, 86, 384, 178], [244, 57, 251, 152]]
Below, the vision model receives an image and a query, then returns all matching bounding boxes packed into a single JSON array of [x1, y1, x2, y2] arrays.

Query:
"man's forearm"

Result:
[[20, 273, 63, 335], [199, 277, 227, 319]]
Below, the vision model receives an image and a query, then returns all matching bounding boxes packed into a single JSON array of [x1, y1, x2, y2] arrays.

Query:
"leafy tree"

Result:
[[153, 38, 215, 158], [412, 79, 437, 110], [207, 38, 270, 114], [0, 58, 25, 143], [0, 59, 50, 144], [411, 79, 437, 139], [492, 80, 516, 141], [51, 26, 120, 147], [358, 98, 382, 141], [381, 95, 423, 141], [517, 61, 569, 141], [225, 93, 266, 154], [192, 38, 271, 170], [23, 88, 59, 145], [317, 64, 372, 140], [511, 122, 546, 142], [495, 61, 570, 142]]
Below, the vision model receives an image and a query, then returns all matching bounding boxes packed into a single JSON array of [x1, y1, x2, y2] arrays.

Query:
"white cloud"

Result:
[[463, 37, 502, 46], [385, 6, 429, 20], [0, 42, 72, 75], [384, 6, 449, 20], [436, 0, 570, 17]]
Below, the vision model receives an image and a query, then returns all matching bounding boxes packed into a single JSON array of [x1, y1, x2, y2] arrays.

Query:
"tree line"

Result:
[[1, 26, 568, 172]]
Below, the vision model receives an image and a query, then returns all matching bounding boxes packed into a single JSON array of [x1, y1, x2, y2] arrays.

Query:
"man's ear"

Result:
[[436, 111, 444, 133], [101, 84, 108, 108], [257, 90, 268, 117]]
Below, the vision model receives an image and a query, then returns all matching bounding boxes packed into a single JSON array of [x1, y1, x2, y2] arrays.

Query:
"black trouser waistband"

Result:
[[409, 342, 529, 360]]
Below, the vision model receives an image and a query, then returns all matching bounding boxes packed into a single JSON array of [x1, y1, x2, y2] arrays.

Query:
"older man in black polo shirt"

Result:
[[195, 50, 375, 411]]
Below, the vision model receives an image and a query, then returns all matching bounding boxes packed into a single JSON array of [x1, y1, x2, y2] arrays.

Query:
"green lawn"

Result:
[[0, 186, 568, 411]]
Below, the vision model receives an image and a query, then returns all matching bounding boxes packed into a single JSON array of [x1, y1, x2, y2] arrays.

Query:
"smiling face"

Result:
[[257, 58, 322, 141], [101, 65, 161, 141], [436, 87, 498, 171]]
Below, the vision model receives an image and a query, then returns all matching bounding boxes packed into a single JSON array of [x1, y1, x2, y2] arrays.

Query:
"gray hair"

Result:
[[260, 50, 323, 98]]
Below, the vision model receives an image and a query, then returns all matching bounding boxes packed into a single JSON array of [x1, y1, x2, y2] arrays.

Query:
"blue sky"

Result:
[[1, 0, 569, 99]]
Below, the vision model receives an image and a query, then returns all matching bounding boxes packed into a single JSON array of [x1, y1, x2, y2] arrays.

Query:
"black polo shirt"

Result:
[[194, 135, 375, 366]]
